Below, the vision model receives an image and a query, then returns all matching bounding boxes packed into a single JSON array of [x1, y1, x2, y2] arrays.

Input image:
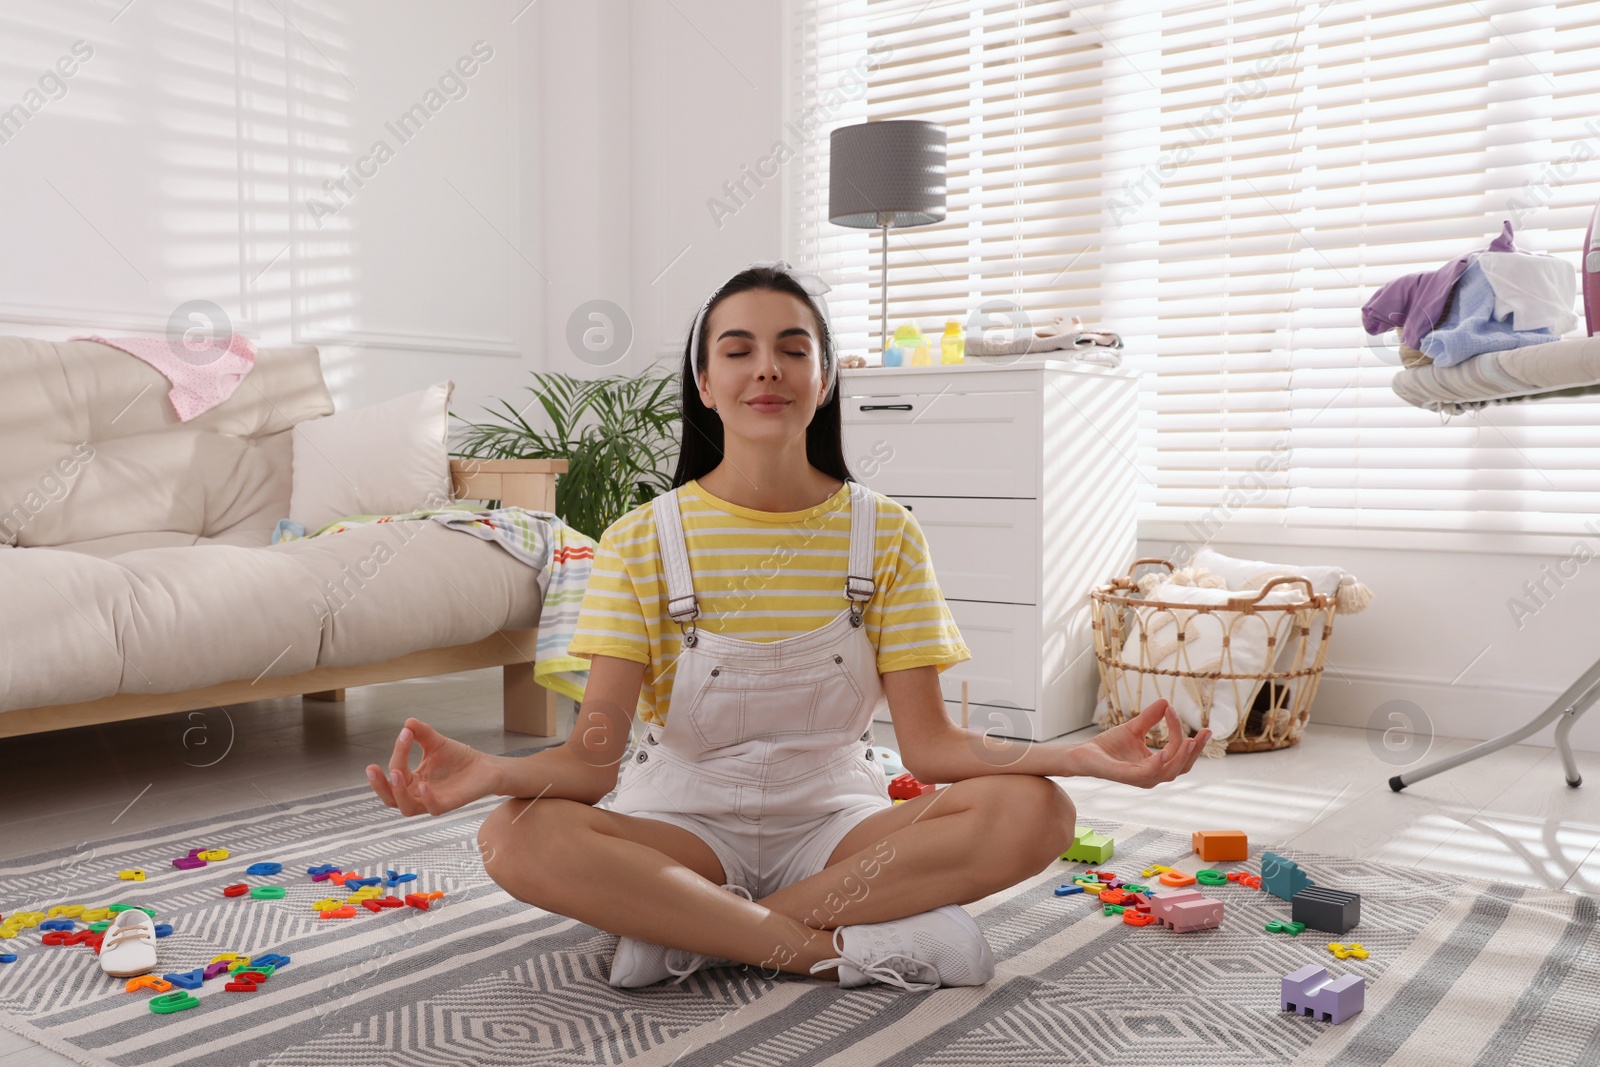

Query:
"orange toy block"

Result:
[[1192, 830, 1249, 863]]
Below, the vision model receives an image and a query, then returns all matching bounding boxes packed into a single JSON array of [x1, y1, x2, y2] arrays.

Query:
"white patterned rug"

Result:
[[1, 769, 1597, 1067]]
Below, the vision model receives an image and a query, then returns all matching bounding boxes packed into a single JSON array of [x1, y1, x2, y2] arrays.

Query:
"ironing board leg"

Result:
[[1554, 706, 1584, 788], [1389, 656, 1600, 792]]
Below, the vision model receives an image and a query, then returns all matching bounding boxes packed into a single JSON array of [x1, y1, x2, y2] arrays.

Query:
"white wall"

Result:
[[0, 0, 784, 426]]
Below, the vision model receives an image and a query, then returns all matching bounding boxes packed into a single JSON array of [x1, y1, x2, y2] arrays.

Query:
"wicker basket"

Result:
[[1090, 558, 1338, 753]]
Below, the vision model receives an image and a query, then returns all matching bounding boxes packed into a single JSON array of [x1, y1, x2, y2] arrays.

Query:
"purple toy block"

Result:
[[1147, 888, 1224, 932], [1281, 963, 1365, 1025]]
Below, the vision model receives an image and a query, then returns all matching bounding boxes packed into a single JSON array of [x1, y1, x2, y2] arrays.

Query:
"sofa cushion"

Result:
[[0, 520, 543, 713], [289, 380, 455, 534], [0, 546, 133, 709], [0, 338, 331, 549]]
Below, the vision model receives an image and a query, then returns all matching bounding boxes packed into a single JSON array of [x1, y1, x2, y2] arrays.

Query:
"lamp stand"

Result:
[[879, 217, 890, 359]]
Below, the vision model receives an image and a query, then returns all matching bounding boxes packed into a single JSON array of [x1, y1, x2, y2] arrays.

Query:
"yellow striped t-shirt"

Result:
[[568, 478, 970, 726]]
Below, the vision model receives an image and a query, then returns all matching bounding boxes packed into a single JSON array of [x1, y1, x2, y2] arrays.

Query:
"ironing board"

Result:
[[1388, 331, 1599, 788], [1389, 333, 1600, 414], [1390, 214, 1600, 791], [1389, 658, 1593, 792]]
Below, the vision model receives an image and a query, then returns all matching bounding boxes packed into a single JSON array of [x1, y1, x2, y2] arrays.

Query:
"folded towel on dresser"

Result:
[[965, 328, 1124, 367]]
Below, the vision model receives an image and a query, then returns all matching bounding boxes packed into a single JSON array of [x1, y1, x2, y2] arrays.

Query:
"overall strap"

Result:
[[652, 490, 699, 625], [845, 481, 877, 621]]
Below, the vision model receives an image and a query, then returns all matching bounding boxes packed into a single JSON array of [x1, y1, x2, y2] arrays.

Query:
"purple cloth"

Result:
[[1361, 220, 1518, 349]]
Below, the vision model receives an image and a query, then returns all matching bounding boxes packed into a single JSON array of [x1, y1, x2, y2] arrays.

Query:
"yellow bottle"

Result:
[[941, 321, 964, 364], [911, 342, 932, 366]]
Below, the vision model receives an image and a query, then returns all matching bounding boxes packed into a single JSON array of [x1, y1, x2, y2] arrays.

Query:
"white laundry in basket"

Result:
[[1099, 581, 1311, 740]]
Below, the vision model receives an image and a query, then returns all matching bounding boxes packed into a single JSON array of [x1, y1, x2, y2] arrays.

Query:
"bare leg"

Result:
[[477, 796, 842, 978], [757, 774, 1076, 935], [477, 774, 1074, 982]]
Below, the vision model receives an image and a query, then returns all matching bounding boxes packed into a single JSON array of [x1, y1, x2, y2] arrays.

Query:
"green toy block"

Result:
[[1266, 920, 1307, 936], [1103, 904, 1126, 915], [1062, 827, 1116, 865], [1196, 869, 1229, 886]]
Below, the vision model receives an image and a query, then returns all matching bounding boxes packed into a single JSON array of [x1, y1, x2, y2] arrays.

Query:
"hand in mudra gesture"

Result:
[[1070, 699, 1210, 787], [365, 717, 500, 816]]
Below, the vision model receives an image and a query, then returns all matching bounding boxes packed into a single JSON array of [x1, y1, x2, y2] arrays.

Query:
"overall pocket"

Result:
[[683, 654, 865, 752]]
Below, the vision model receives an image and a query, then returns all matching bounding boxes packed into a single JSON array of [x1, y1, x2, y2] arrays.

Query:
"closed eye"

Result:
[[725, 351, 811, 358]]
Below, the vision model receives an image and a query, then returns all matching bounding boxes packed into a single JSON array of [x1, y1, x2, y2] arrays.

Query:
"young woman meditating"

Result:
[[365, 261, 1211, 992]]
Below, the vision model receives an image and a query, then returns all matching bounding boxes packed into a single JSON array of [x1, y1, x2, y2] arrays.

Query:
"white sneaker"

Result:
[[608, 883, 754, 988], [98, 909, 159, 978], [809, 904, 995, 992]]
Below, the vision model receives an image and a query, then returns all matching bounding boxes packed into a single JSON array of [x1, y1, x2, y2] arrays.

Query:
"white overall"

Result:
[[609, 481, 894, 899]]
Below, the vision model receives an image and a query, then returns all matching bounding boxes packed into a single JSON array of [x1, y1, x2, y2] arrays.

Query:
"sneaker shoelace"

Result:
[[808, 925, 940, 993], [664, 883, 754, 984], [104, 920, 154, 950]]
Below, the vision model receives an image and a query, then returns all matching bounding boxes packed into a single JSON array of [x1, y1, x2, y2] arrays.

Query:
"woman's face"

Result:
[[697, 288, 828, 440]]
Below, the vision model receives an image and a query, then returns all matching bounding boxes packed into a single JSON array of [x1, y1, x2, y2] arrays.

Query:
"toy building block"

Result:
[[1146, 887, 1225, 932], [1327, 942, 1369, 960], [1293, 886, 1361, 934], [1261, 851, 1314, 901], [1062, 827, 1115, 864], [1192, 830, 1249, 862], [887, 773, 935, 801], [1281, 963, 1365, 1024]]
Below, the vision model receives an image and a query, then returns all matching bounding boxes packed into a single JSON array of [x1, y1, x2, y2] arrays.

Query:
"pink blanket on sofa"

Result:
[[71, 332, 257, 420]]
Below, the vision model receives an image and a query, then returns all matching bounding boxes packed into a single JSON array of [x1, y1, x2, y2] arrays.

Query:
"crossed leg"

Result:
[[477, 773, 1076, 981]]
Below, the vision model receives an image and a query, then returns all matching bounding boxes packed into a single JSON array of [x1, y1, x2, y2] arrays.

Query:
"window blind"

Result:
[[787, 0, 1600, 546]]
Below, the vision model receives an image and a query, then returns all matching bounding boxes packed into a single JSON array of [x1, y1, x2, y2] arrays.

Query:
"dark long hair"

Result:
[[670, 266, 854, 489]]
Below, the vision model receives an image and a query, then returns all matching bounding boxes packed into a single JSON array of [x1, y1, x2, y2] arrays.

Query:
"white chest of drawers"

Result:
[[838, 359, 1139, 741]]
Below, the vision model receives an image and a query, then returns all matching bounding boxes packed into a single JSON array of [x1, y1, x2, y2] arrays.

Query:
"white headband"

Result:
[[689, 259, 837, 404]]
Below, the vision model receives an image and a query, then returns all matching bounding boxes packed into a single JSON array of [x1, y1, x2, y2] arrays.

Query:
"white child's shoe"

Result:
[[608, 883, 754, 988], [98, 909, 159, 978], [809, 904, 995, 992]]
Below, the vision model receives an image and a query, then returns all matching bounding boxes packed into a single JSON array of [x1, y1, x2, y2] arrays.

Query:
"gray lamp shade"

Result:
[[829, 120, 947, 229]]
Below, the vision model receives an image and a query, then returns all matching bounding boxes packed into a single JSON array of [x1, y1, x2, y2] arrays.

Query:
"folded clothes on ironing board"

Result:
[[1417, 260, 1557, 367]]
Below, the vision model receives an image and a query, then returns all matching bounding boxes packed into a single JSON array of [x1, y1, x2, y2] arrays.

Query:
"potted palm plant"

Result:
[[451, 370, 680, 541]]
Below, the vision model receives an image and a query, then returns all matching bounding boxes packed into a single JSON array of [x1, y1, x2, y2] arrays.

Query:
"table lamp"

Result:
[[828, 119, 948, 359]]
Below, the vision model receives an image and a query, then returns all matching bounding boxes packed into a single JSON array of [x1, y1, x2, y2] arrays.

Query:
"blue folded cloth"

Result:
[[1420, 260, 1556, 367]]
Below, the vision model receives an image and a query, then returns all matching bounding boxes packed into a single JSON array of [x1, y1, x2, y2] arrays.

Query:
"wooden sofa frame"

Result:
[[0, 458, 569, 741]]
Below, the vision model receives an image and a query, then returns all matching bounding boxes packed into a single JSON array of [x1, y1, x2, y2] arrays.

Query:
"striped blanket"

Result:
[[273, 506, 594, 700]]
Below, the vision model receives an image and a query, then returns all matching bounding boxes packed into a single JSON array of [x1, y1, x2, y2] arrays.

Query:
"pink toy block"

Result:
[[1281, 963, 1365, 1024], [1146, 887, 1224, 932]]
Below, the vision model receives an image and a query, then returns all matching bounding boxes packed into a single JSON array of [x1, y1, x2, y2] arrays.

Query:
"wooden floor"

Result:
[[3, 670, 1597, 1065]]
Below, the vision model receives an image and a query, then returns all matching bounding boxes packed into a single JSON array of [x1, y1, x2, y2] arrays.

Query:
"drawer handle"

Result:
[[860, 403, 913, 412]]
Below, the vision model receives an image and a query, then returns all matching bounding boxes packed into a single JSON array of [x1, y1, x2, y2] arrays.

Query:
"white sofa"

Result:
[[0, 337, 564, 739]]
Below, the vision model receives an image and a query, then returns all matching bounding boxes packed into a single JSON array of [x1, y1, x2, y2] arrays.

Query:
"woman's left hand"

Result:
[[1065, 699, 1210, 787]]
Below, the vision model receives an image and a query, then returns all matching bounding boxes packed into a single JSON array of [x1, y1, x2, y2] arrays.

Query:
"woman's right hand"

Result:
[[365, 717, 501, 817]]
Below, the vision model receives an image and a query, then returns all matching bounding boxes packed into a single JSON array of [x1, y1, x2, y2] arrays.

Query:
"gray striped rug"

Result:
[[2, 773, 1597, 1067]]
